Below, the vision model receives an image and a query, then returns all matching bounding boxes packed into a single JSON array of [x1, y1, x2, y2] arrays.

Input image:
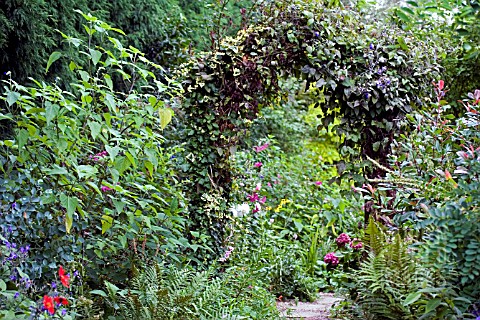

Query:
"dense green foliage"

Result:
[[101, 262, 280, 319], [177, 0, 440, 256], [393, 0, 480, 103], [0, 0, 479, 319], [0, 0, 190, 84], [0, 16, 189, 317]]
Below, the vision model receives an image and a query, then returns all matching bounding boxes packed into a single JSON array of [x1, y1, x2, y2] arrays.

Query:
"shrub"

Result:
[[0, 13, 189, 298]]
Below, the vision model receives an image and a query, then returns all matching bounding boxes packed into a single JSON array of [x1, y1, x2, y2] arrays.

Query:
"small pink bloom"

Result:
[[438, 80, 444, 90], [253, 143, 269, 153], [267, 182, 272, 187], [101, 186, 113, 192], [247, 193, 259, 202], [314, 181, 322, 186], [259, 196, 266, 204], [253, 203, 261, 213], [254, 162, 263, 168], [350, 239, 363, 250], [324, 252, 339, 266], [255, 183, 261, 191]]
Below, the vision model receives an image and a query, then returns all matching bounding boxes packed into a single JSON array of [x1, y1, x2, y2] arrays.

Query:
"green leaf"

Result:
[[6, 91, 20, 107], [105, 145, 121, 162], [46, 52, 62, 74], [114, 156, 131, 175], [101, 215, 113, 234], [148, 96, 157, 107], [89, 49, 102, 65], [0, 279, 6, 291], [397, 36, 409, 51], [104, 75, 113, 90], [90, 290, 108, 298], [76, 165, 98, 179], [463, 43, 473, 52], [46, 166, 69, 175], [60, 194, 78, 233], [425, 298, 441, 313], [88, 121, 102, 140], [45, 103, 60, 124], [403, 292, 421, 306], [17, 129, 29, 150], [396, 10, 410, 22], [158, 108, 173, 130]]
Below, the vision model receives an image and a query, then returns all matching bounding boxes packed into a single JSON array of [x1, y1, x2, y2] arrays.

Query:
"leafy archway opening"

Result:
[[175, 0, 439, 258]]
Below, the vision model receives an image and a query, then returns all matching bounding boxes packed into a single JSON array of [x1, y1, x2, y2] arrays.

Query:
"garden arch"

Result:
[[176, 1, 439, 253]]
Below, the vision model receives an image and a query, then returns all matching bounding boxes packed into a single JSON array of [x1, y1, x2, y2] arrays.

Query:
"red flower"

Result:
[[43, 295, 55, 315], [54, 296, 69, 306], [59, 266, 70, 288]]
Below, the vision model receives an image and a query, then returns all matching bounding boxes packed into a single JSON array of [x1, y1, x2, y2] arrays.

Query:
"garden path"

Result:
[[276, 293, 341, 320]]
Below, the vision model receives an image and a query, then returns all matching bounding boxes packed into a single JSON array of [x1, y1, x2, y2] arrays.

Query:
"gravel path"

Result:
[[276, 293, 342, 320]]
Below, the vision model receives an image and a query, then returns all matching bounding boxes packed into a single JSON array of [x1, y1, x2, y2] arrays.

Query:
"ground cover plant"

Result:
[[1, 0, 479, 319]]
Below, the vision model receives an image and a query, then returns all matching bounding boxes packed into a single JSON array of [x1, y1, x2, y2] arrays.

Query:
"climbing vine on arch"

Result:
[[174, 0, 440, 257]]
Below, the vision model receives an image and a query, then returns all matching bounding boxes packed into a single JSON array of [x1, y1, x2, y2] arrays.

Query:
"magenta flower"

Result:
[[324, 252, 339, 266], [314, 181, 322, 186], [90, 150, 108, 162], [267, 182, 272, 187], [259, 196, 266, 204], [254, 162, 263, 168], [253, 203, 261, 213], [253, 143, 269, 153], [101, 186, 113, 192], [336, 233, 351, 247], [247, 193, 259, 202], [219, 246, 234, 262], [350, 239, 363, 250]]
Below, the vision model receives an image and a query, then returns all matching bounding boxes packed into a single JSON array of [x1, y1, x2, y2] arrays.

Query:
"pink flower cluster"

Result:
[[324, 252, 339, 266], [350, 239, 363, 250], [336, 233, 363, 250], [89, 150, 108, 162], [336, 233, 351, 247], [219, 246, 234, 262], [254, 162, 263, 168]]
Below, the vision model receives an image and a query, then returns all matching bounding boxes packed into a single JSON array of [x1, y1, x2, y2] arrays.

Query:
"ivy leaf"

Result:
[[158, 108, 173, 130], [46, 51, 62, 74]]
